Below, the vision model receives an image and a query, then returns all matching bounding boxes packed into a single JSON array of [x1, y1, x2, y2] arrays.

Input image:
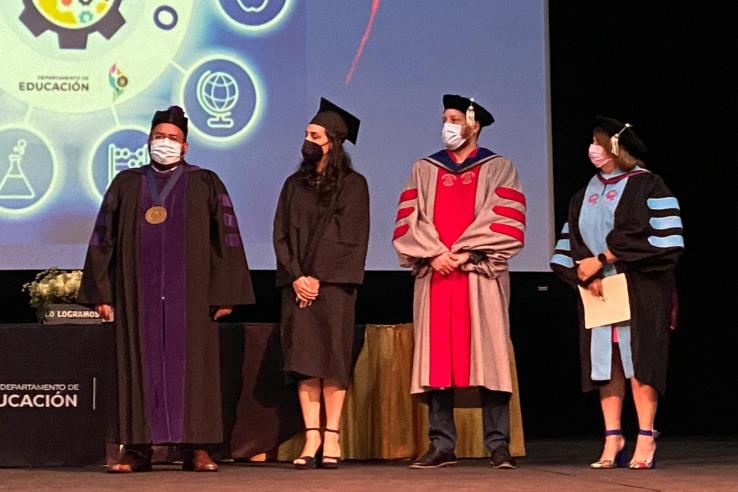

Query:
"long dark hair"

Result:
[[297, 130, 353, 204]]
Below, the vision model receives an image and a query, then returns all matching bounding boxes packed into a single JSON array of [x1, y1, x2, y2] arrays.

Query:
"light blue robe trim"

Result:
[[648, 235, 685, 248], [591, 322, 635, 381], [579, 170, 631, 259], [647, 197, 680, 210], [590, 265, 635, 381], [561, 222, 570, 234], [555, 239, 571, 251], [580, 167, 638, 383], [617, 325, 635, 379], [649, 216, 683, 230], [551, 253, 574, 268]]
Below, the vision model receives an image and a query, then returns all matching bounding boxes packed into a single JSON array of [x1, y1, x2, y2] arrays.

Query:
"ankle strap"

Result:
[[638, 429, 659, 437], [305, 427, 321, 432], [604, 429, 623, 436], [324, 428, 340, 434]]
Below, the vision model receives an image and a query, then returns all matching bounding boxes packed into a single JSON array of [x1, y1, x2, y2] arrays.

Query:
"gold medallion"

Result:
[[145, 206, 168, 224]]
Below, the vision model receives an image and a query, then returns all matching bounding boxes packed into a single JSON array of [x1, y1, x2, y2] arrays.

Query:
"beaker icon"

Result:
[[0, 139, 35, 199]]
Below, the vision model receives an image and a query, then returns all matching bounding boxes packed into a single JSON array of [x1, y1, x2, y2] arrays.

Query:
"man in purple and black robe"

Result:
[[78, 106, 254, 473]]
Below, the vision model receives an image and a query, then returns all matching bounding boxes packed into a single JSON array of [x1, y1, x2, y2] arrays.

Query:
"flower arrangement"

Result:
[[22, 268, 83, 312]]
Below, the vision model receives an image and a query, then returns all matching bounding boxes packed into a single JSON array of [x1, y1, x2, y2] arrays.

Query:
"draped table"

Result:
[[0, 323, 524, 467]]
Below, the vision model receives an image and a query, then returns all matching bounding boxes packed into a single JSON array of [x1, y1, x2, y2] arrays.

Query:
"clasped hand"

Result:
[[430, 251, 470, 275], [292, 276, 320, 309]]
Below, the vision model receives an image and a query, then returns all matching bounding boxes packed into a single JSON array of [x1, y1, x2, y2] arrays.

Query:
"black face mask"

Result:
[[301, 140, 324, 162]]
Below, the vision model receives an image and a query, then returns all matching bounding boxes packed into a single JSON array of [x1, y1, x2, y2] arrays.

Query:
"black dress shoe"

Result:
[[490, 445, 517, 469], [409, 445, 457, 469]]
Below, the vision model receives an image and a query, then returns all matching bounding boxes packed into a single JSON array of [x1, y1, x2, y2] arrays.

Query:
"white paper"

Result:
[[578, 273, 631, 329]]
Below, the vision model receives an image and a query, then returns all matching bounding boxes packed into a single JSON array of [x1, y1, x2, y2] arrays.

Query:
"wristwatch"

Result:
[[597, 253, 608, 265]]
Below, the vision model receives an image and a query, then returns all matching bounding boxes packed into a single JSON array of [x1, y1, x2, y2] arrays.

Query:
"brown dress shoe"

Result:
[[108, 449, 153, 473], [182, 449, 219, 472]]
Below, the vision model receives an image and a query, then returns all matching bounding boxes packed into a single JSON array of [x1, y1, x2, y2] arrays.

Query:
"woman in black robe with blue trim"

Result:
[[551, 117, 683, 470]]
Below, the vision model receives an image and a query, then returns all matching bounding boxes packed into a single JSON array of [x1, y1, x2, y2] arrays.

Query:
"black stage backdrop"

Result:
[[1, 2, 735, 438]]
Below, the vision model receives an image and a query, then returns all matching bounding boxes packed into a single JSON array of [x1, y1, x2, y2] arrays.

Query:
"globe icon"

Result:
[[196, 70, 240, 128]]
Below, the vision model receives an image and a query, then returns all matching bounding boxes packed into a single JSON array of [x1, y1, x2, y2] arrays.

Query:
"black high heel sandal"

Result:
[[293, 428, 322, 470], [320, 428, 341, 469]]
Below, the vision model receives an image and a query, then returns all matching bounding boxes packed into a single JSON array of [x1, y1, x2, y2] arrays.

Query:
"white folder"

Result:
[[578, 273, 631, 329]]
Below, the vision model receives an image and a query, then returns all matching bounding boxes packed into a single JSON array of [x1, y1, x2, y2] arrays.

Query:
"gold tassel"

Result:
[[466, 98, 476, 128], [610, 123, 631, 156], [610, 135, 620, 156]]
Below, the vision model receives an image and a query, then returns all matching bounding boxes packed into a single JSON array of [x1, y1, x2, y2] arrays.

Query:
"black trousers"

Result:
[[427, 388, 511, 453]]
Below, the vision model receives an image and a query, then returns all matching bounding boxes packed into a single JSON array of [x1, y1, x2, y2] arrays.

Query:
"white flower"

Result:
[[51, 280, 65, 297], [24, 268, 85, 308]]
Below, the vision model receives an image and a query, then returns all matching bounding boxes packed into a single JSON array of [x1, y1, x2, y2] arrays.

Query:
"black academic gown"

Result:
[[273, 170, 370, 388], [551, 172, 683, 394], [78, 162, 254, 444]]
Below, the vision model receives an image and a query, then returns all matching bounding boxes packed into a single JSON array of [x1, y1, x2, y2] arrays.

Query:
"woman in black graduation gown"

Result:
[[550, 117, 684, 470], [273, 99, 369, 469]]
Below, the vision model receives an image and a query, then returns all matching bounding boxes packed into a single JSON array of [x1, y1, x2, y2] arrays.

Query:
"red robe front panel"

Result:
[[429, 160, 480, 388]]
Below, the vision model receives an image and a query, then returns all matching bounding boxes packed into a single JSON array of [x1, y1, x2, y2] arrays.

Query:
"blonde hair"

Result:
[[617, 148, 644, 171]]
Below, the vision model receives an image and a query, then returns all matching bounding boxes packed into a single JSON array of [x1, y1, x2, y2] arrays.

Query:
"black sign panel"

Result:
[[0, 324, 114, 466]]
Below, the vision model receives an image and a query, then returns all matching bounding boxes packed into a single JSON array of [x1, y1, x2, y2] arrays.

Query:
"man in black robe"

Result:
[[78, 106, 254, 472]]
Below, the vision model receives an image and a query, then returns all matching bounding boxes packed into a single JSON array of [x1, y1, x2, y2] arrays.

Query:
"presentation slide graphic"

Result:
[[0, 1, 551, 271], [0, 126, 57, 215], [182, 55, 262, 143], [4, 1, 194, 113]]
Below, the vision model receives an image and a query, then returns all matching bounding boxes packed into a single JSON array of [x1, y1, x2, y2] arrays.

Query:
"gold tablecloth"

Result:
[[271, 323, 525, 460]]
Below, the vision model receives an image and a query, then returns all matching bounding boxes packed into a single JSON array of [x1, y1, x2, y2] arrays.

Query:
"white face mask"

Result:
[[149, 138, 182, 166], [442, 123, 466, 150]]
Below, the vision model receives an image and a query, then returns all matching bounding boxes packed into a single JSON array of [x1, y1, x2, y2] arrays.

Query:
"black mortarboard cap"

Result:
[[443, 94, 494, 127], [310, 98, 360, 144], [592, 115, 624, 137], [593, 115, 647, 160], [151, 105, 189, 138]]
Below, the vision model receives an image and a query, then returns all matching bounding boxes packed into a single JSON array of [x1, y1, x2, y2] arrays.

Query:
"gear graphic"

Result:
[[19, 0, 126, 50]]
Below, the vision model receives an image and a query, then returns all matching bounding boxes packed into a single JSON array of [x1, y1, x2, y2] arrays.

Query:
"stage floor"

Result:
[[2, 438, 737, 491]]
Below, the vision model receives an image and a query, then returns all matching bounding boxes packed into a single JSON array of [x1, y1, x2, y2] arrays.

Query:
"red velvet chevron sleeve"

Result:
[[392, 161, 448, 271], [452, 157, 526, 277]]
